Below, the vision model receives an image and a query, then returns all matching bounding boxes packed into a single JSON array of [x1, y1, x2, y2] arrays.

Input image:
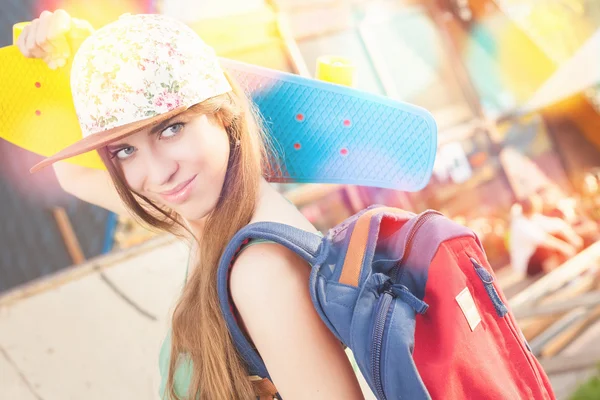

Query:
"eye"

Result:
[[160, 123, 184, 139], [114, 146, 136, 160]]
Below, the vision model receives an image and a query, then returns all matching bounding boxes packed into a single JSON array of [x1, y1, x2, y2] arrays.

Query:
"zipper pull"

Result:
[[391, 284, 429, 315], [381, 280, 395, 296]]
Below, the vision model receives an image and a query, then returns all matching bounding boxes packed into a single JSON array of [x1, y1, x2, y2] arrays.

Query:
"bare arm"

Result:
[[53, 161, 128, 216], [230, 242, 364, 400], [540, 233, 577, 259], [538, 216, 584, 251], [557, 223, 584, 250], [17, 11, 127, 215]]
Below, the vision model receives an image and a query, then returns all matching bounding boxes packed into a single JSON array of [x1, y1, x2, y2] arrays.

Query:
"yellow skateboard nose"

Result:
[[315, 55, 355, 87], [0, 23, 104, 170]]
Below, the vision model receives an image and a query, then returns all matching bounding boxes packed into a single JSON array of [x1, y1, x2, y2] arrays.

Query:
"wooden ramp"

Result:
[[497, 241, 600, 399]]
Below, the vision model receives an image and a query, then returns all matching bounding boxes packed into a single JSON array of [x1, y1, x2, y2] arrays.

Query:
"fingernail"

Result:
[[56, 58, 66, 67]]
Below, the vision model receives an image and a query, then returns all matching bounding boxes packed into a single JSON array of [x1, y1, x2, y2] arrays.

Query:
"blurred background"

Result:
[[1, 0, 600, 399]]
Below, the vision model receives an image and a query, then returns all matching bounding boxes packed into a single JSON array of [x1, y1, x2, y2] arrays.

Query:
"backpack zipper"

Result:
[[371, 281, 395, 400], [391, 210, 442, 282], [372, 210, 441, 398]]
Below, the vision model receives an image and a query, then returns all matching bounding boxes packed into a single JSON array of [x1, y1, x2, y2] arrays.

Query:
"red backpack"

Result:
[[218, 205, 556, 399]]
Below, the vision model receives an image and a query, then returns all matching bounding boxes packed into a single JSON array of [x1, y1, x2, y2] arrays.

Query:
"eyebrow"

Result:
[[105, 138, 127, 151], [149, 116, 179, 135], [106, 114, 190, 152]]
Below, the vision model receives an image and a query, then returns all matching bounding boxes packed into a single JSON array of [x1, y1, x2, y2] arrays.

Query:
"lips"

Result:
[[160, 176, 196, 195], [159, 175, 197, 204]]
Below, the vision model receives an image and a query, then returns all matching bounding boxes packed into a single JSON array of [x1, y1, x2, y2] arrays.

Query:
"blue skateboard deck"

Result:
[[0, 45, 437, 191]]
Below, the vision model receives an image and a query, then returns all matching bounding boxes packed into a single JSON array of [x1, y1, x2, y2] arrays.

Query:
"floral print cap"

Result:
[[72, 13, 232, 137]]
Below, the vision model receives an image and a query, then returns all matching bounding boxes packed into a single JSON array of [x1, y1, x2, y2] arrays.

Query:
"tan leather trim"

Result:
[[250, 376, 278, 399], [338, 207, 404, 286]]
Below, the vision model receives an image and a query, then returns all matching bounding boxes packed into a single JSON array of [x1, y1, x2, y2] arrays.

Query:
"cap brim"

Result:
[[29, 106, 188, 173]]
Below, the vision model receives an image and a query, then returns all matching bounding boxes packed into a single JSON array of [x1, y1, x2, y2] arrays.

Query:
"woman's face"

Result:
[[106, 111, 231, 221]]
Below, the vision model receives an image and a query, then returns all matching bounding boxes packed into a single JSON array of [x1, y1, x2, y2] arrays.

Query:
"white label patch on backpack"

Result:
[[456, 287, 481, 331]]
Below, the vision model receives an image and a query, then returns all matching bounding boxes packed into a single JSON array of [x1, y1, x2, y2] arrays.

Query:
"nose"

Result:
[[144, 149, 179, 190]]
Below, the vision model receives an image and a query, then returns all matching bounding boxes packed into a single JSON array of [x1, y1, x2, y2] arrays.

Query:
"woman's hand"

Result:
[[16, 9, 93, 69], [16, 11, 125, 215]]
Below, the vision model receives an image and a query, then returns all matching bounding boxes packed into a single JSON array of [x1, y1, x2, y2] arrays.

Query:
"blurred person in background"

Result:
[[18, 10, 364, 400], [509, 194, 584, 277], [538, 185, 600, 248]]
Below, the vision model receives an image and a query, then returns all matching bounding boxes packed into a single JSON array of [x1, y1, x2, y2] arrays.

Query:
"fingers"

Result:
[[16, 24, 30, 56], [43, 54, 67, 70], [36, 11, 55, 54], [25, 19, 45, 58], [16, 9, 85, 70], [47, 9, 72, 59]]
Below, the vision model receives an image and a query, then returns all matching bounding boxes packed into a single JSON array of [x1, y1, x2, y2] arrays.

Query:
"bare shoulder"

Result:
[[227, 210, 363, 398], [229, 183, 320, 300], [229, 238, 308, 307], [222, 182, 363, 397]]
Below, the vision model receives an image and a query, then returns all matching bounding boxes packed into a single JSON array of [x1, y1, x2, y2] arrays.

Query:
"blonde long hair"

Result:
[[100, 71, 280, 399]]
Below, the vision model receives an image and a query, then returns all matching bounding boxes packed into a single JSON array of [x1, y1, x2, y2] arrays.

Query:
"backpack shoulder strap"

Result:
[[216, 222, 324, 379]]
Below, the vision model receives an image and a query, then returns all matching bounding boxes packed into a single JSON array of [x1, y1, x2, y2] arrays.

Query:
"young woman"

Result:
[[18, 10, 364, 400]]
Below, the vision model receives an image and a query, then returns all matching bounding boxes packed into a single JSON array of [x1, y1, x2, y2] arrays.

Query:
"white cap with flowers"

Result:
[[32, 13, 232, 172]]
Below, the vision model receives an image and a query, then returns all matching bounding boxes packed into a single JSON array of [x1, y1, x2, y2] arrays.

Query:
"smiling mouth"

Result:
[[160, 176, 197, 196], [158, 175, 198, 204]]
